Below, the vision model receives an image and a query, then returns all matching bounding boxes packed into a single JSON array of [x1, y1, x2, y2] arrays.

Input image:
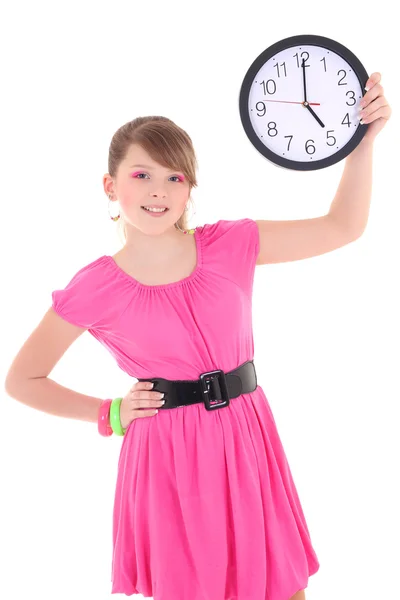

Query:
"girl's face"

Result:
[[106, 144, 191, 235]]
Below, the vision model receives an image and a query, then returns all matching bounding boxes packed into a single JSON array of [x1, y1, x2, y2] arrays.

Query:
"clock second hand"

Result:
[[264, 100, 321, 105], [264, 98, 325, 127], [264, 98, 326, 127], [264, 98, 325, 126]]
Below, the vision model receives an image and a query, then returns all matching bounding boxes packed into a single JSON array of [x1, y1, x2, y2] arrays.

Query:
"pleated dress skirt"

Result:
[[111, 385, 320, 600]]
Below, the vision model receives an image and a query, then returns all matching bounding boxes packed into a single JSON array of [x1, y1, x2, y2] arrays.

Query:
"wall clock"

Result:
[[239, 34, 370, 171]]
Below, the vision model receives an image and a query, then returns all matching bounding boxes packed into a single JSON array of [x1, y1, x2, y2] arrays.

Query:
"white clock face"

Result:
[[247, 45, 364, 163]]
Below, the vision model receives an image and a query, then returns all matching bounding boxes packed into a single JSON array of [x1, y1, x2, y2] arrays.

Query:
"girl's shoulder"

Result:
[[50, 255, 118, 330], [198, 218, 259, 249]]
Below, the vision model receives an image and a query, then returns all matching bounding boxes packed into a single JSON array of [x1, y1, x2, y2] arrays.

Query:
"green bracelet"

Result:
[[109, 398, 125, 436]]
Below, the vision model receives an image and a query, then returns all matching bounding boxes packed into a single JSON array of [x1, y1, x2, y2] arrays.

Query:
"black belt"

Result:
[[137, 360, 257, 411]]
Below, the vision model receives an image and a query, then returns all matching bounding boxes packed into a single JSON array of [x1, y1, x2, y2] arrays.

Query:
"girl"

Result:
[[5, 73, 391, 600]]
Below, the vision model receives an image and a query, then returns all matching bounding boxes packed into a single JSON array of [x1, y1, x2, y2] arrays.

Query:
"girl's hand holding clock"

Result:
[[358, 72, 392, 143]]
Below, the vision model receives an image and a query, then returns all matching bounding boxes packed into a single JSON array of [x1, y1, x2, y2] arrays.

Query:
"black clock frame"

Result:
[[239, 34, 370, 171]]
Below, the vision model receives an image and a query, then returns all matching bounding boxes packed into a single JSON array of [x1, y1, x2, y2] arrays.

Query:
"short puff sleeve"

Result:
[[51, 256, 110, 330], [199, 218, 260, 294]]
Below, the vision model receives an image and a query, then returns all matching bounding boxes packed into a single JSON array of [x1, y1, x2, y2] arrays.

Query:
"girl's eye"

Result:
[[134, 173, 183, 182]]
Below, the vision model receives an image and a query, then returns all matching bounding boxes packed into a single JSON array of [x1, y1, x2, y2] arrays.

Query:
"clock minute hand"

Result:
[[301, 58, 325, 128], [302, 58, 308, 102]]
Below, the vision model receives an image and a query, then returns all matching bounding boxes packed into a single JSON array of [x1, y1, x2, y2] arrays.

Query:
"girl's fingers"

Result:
[[361, 82, 384, 107], [361, 104, 391, 124], [359, 95, 387, 121]]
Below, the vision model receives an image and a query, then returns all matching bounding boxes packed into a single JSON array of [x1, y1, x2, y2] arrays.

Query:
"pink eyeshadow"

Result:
[[131, 171, 185, 181]]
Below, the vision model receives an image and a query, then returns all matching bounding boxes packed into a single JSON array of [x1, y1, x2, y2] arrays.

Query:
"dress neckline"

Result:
[[103, 227, 202, 290]]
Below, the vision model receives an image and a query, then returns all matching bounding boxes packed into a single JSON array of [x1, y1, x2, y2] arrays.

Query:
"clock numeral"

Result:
[[282, 135, 337, 154], [346, 90, 356, 106], [305, 139, 316, 155], [341, 113, 351, 127], [256, 118, 347, 154], [260, 79, 276, 95], [273, 61, 287, 78], [293, 51, 310, 68], [255, 101, 267, 117], [326, 130, 336, 146], [267, 122, 278, 137], [284, 135, 293, 151], [337, 70, 347, 86], [321, 57, 327, 72]]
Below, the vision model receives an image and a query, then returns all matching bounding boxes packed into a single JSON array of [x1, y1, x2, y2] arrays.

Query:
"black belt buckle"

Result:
[[200, 369, 230, 411]]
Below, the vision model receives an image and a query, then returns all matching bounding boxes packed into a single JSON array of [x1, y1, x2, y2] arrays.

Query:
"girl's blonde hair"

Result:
[[107, 116, 199, 244]]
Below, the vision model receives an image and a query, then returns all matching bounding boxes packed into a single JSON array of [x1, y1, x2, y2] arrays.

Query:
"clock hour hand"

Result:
[[301, 58, 325, 127], [305, 104, 325, 128]]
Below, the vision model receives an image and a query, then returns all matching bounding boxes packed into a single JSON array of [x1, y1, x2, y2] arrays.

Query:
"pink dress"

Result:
[[51, 218, 320, 600]]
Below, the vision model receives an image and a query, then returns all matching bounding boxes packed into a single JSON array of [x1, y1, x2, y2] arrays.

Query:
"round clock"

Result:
[[239, 34, 370, 171]]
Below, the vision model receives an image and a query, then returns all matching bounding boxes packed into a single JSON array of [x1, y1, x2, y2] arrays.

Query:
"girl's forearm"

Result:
[[6, 376, 103, 424], [328, 139, 374, 237]]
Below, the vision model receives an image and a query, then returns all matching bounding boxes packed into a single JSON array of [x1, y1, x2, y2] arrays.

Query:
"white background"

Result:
[[1, 1, 399, 599]]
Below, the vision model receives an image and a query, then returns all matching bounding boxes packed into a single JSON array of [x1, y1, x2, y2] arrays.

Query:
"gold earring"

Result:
[[108, 195, 120, 221], [174, 200, 196, 234]]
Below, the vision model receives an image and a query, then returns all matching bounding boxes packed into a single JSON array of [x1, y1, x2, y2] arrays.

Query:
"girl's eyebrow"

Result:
[[129, 164, 153, 169], [129, 164, 182, 173]]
